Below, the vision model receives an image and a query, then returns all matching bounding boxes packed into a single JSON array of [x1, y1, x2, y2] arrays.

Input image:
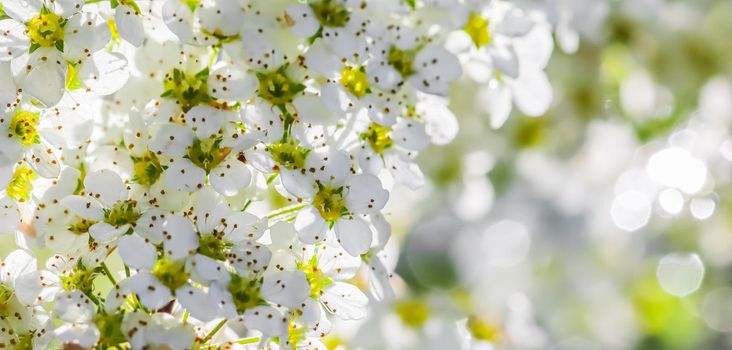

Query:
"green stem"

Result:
[[201, 319, 228, 344], [267, 203, 307, 219], [101, 262, 116, 285]]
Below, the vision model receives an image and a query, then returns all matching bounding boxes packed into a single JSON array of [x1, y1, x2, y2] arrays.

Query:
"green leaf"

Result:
[[29, 43, 40, 54], [54, 40, 64, 52]]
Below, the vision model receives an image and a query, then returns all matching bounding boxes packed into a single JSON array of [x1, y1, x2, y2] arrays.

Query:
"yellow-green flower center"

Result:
[[187, 137, 231, 173], [387, 45, 418, 78], [361, 122, 393, 154], [312, 185, 346, 222], [26, 10, 65, 48], [310, 0, 349, 28], [464, 12, 491, 48], [0, 284, 14, 317], [61, 268, 96, 294], [131, 151, 164, 186], [227, 273, 263, 313], [94, 312, 126, 348], [268, 141, 309, 171], [197, 233, 232, 261], [104, 199, 140, 228], [298, 255, 332, 298], [394, 299, 430, 328], [68, 216, 97, 235], [256, 65, 306, 106], [162, 68, 212, 112], [9, 110, 40, 146], [340, 66, 370, 98], [467, 316, 502, 342], [151, 258, 189, 291], [6, 165, 35, 202]]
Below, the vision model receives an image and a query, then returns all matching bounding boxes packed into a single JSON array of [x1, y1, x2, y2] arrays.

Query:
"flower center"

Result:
[[93, 312, 126, 348], [131, 151, 164, 186], [151, 258, 189, 291], [395, 299, 430, 328], [197, 233, 232, 261], [227, 273, 263, 313], [6, 165, 35, 202], [162, 68, 212, 112], [387, 46, 418, 78], [26, 10, 65, 48], [61, 268, 96, 294], [68, 216, 97, 235], [340, 66, 370, 98], [268, 141, 309, 171], [9, 111, 40, 146], [467, 316, 502, 342], [0, 284, 14, 317], [464, 12, 491, 48], [187, 137, 231, 173], [361, 122, 392, 154], [312, 185, 346, 222], [104, 199, 140, 228], [6, 331, 35, 350], [256, 65, 306, 106], [310, 0, 349, 28], [298, 256, 332, 298]]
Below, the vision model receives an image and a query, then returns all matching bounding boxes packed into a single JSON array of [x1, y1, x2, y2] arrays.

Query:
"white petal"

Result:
[[52, 0, 84, 18], [63, 12, 111, 62], [135, 209, 167, 244], [191, 186, 228, 234], [418, 99, 459, 145], [118, 234, 157, 270], [208, 65, 258, 100], [149, 123, 195, 156], [228, 241, 271, 274], [321, 282, 368, 320], [210, 158, 251, 197], [316, 243, 361, 280], [392, 118, 429, 151], [479, 82, 513, 129], [0, 0, 42, 22], [279, 168, 316, 199], [1, 249, 36, 283], [384, 152, 424, 190], [60, 195, 105, 221], [0, 61, 18, 108], [115, 5, 145, 47], [223, 212, 267, 241], [192, 254, 229, 284], [127, 272, 172, 310], [294, 206, 328, 244], [84, 169, 127, 207], [243, 306, 287, 338], [54, 290, 94, 322], [262, 270, 310, 308], [24, 48, 66, 107], [345, 174, 388, 214], [367, 256, 394, 301], [511, 71, 553, 117], [27, 143, 60, 178], [305, 148, 351, 186], [162, 0, 194, 43], [0, 19, 29, 61], [334, 216, 372, 257], [15, 270, 60, 305], [0, 196, 20, 235], [89, 222, 129, 242], [284, 3, 319, 38], [164, 157, 206, 192], [39, 106, 93, 148], [177, 285, 218, 321], [78, 51, 129, 96], [161, 214, 198, 260]]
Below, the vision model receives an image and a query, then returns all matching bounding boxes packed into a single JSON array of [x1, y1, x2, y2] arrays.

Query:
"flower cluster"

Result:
[[0, 0, 555, 349]]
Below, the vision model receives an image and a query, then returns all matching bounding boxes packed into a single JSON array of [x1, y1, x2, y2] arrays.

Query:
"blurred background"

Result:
[[334, 0, 732, 349]]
